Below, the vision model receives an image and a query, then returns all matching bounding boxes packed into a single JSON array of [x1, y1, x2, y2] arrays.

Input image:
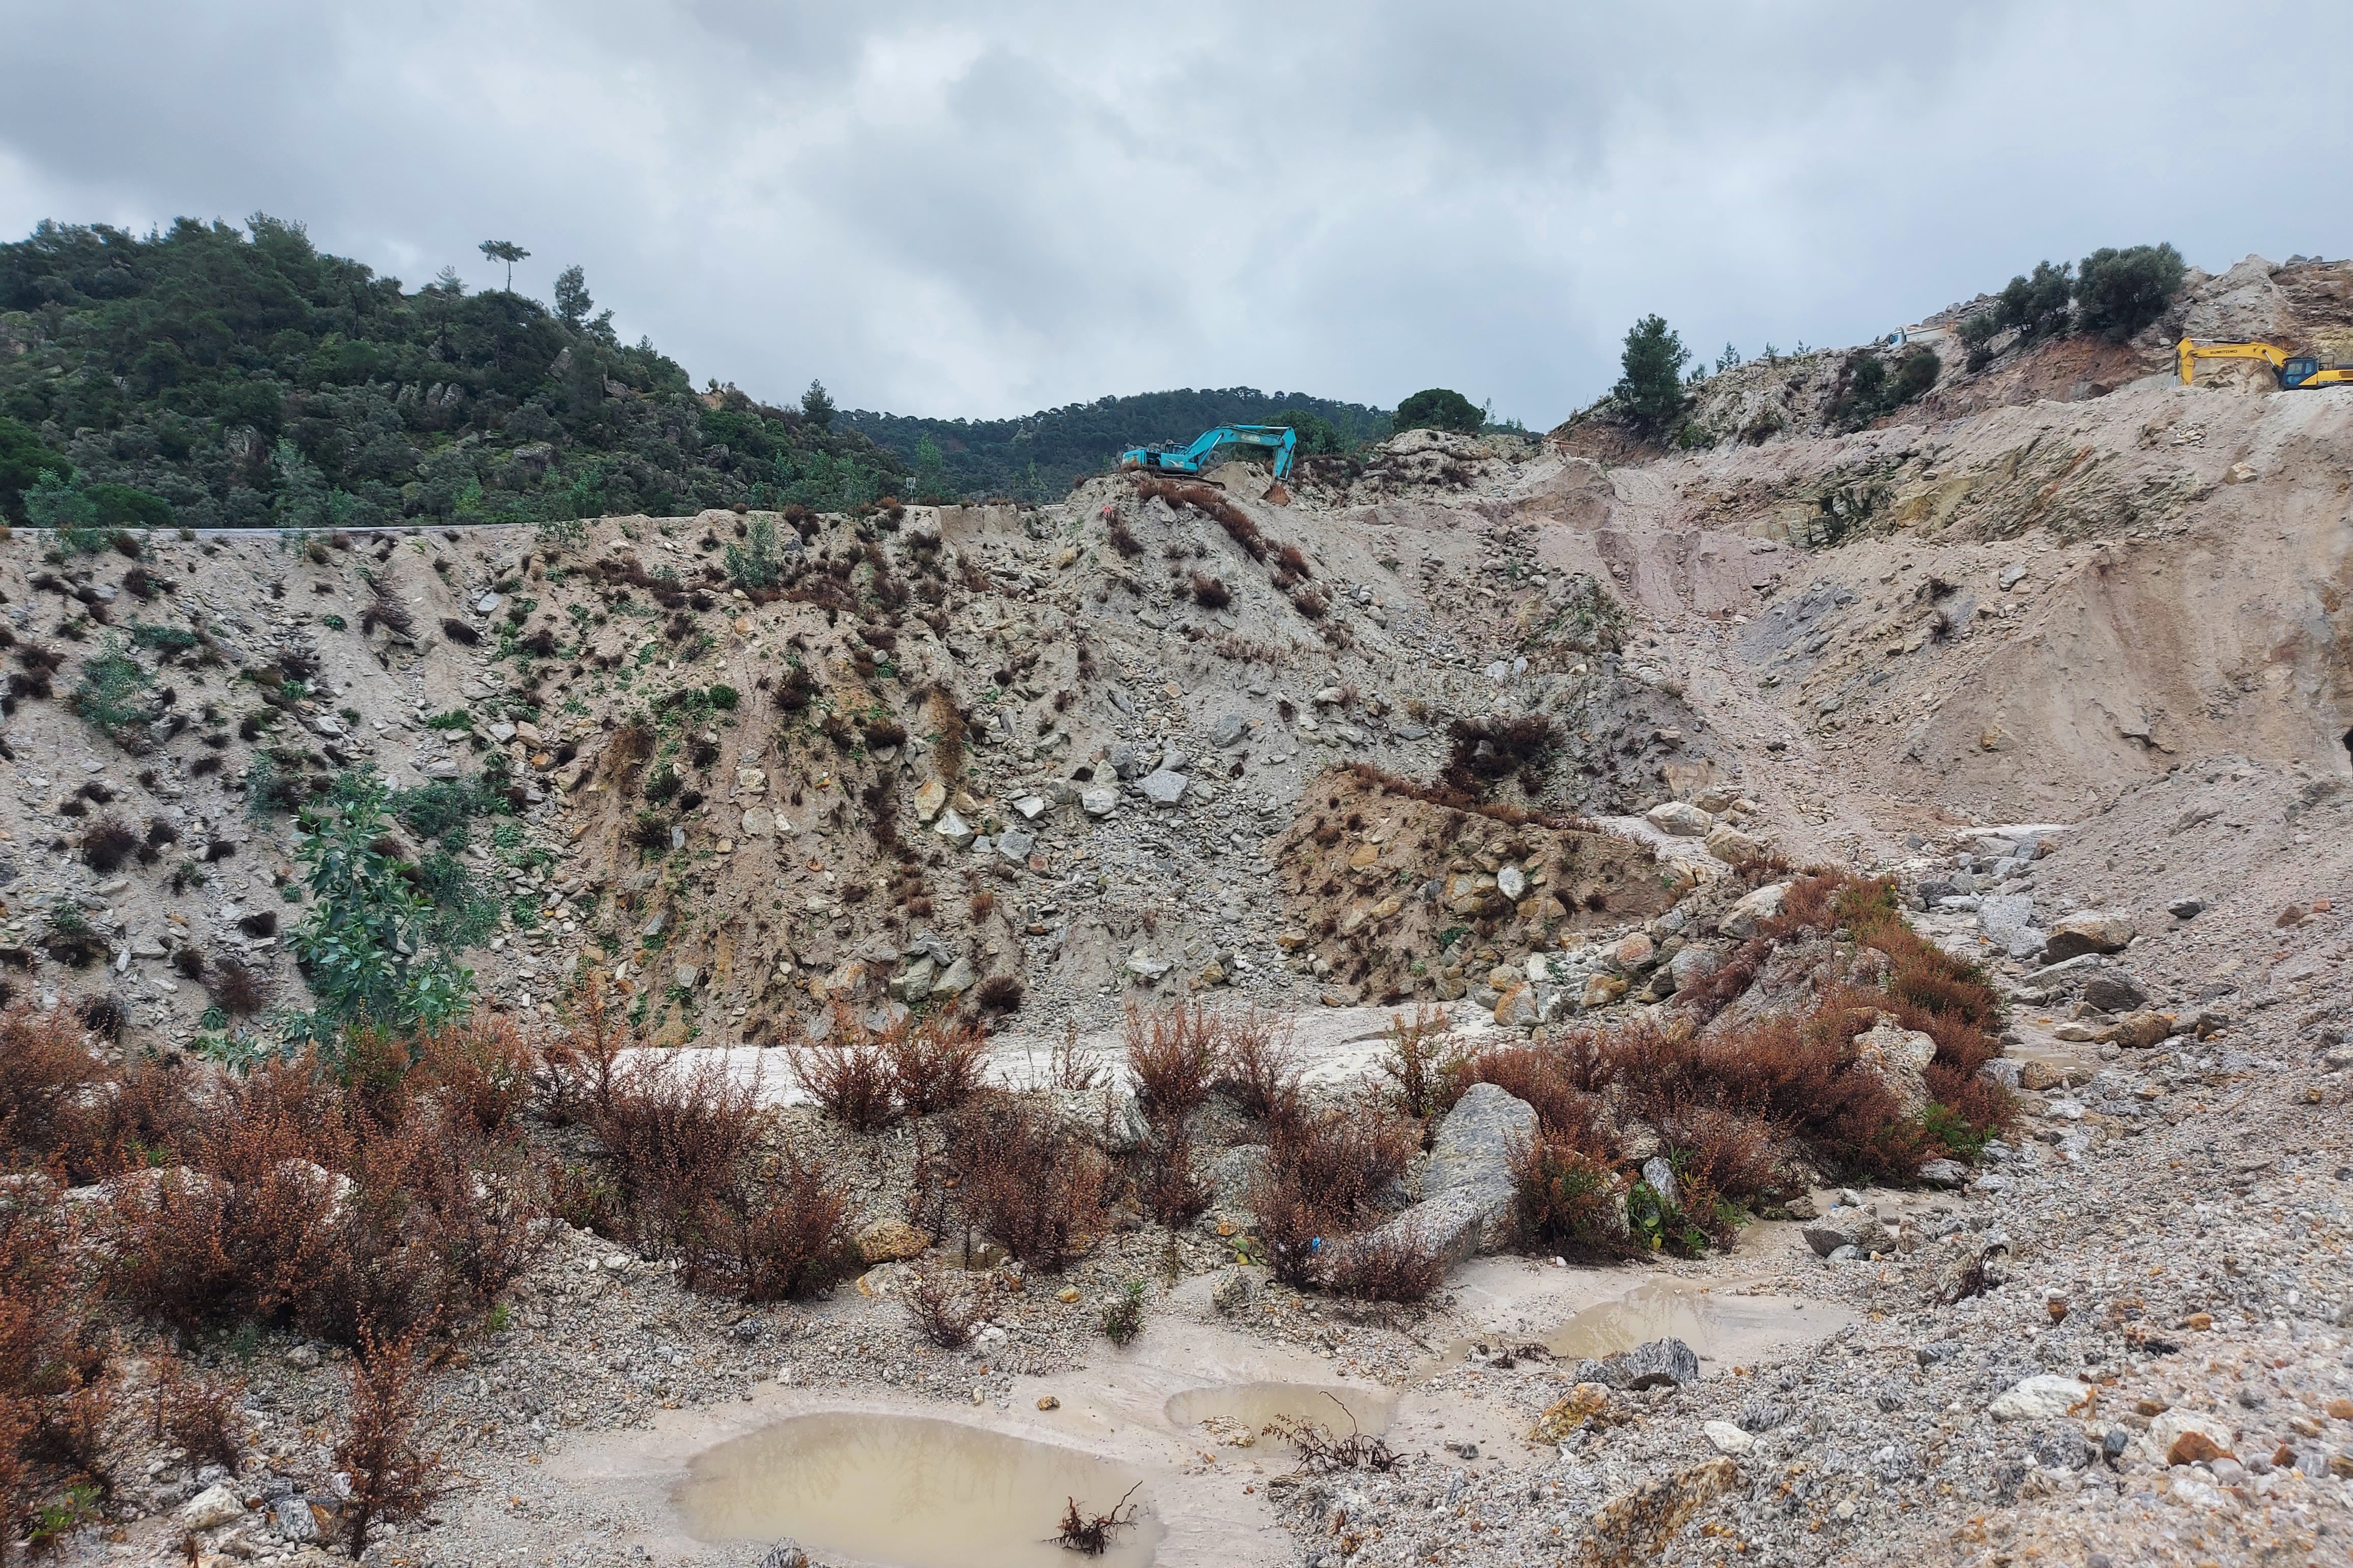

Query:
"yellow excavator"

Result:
[[2177, 336, 2353, 390]]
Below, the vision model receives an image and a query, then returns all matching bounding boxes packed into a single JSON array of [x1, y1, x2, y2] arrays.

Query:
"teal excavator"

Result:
[[1119, 423, 1297, 479]]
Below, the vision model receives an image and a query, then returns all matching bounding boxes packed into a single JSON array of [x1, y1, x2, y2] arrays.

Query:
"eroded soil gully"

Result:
[[551, 1255, 1851, 1568]]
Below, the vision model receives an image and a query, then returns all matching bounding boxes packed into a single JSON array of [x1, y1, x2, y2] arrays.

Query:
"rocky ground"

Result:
[[20, 255, 2353, 1567]]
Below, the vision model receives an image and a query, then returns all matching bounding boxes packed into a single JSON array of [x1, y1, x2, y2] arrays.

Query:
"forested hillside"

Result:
[[842, 387, 1393, 501], [0, 216, 910, 529]]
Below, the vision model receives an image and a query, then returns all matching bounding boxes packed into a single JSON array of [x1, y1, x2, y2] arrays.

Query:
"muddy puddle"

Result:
[[676, 1412, 1163, 1568], [1163, 1382, 1396, 1446], [1540, 1282, 1854, 1365]]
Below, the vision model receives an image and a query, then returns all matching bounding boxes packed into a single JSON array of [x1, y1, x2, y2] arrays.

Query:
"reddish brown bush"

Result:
[[587, 1050, 770, 1254], [1124, 1002, 1223, 1126], [1141, 1123, 1209, 1227], [904, 1267, 994, 1348], [1250, 1097, 1415, 1286], [950, 1092, 1106, 1273], [151, 1351, 244, 1474], [336, 1327, 442, 1556], [1325, 1228, 1447, 1303], [1214, 1008, 1301, 1125], [414, 1014, 534, 1136], [1509, 1131, 1629, 1256], [886, 1014, 987, 1117], [787, 1005, 899, 1131], [676, 1148, 856, 1302], [1378, 1005, 1465, 1121], [1189, 573, 1231, 609], [1106, 516, 1142, 557], [0, 1006, 112, 1175]]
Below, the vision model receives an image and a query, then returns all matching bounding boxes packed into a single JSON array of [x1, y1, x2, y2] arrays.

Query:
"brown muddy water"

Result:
[[1162, 1382, 1397, 1443], [1540, 1281, 1854, 1364], [675, 1412, 1164, 1568]]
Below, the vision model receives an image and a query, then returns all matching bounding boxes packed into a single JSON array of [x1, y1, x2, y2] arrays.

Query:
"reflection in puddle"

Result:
[[1542, 1283, 1855, 1364], [677, 1413, 1161, 1568], [1164, 1382, 1396, 1448]]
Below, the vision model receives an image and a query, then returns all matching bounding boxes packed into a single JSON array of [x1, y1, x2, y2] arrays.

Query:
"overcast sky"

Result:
[[2, 2, 2347, 426]]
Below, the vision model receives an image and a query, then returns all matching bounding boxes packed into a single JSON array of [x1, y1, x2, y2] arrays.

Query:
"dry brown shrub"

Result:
[[1106, 516, 1142, 557], [587, 1050, 770, 1254], [1457, 1041, 1616, 1156], [950, 1092, 1106, 1273], [904, 1267, 994, 1348], [886, 1014, 987, 1117], [414, 1014, 534, 1136], [209, 955, 267, 1015], [1213, 1008, 1301, 1125], [675, 1148, 857, 1303], [1378, 1005, 1465, 1120], [0, 1005, 113, 1176], [1509, 1131, 1629, 1256], [787, 1004, 899, 1131], [1250, 1097, 1415, 1286], [975, 973, 1024, 1014], [79, 816, 140, 873], [151, 1351, 244, 1474], [0, 1185, 116, 1505], [1124, 1002, 1223, 1126], [1189, 573, 1231, 609], [336, 1326, 442, 1556], [1324, 1229, 1447, 1303], [1440, 715, 1561, 797], [1141, 1122, 1209, 1227]]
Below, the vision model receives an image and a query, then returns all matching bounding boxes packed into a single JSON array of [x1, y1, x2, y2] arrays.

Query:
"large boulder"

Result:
[[1851, 1020, 1937, 1115], [1351, 1082, 1536, 1270], [1576, 1336, 1700, 1390], [2043, 911, 2135, 962], [1719, 881, 1790, 940], [1645, 802, 1712, 837]]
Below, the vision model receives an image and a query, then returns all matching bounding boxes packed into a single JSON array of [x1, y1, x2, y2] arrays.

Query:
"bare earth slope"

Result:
[[11, 255, 2353, 1568]]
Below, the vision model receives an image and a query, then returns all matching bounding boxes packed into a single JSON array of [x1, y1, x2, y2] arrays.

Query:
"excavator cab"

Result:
[[2280, 356, 2323, 390]]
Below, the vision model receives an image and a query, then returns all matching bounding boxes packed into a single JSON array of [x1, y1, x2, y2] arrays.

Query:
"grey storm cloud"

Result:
[[1, 1, 2347, 425]]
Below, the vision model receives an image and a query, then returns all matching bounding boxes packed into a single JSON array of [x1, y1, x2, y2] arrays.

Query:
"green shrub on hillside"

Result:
[[2075, 243, 2186, 342], [1996, 260, 2074, 345], [1612, 315, 1690, 435], [1394, 388, 1485, 435]]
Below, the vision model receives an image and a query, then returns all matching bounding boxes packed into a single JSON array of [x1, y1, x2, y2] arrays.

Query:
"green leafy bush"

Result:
[[289, 771, 475, 1050], [2074, 242, 2186, 342], [0, 413, 71, 520], [1393, 388, 1484, 435], [724, 515, 786, 591], [1997, 260, 2074, 345], [70, 634, 155, 749]]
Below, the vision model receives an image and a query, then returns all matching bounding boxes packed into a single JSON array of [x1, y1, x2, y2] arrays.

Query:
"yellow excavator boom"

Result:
[[2177, 336, 2290, 383]]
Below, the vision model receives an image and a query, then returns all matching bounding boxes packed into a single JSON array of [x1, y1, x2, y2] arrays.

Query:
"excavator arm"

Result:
[[2178, 336, 2293, 384], [1119, 424, 1298, 479]]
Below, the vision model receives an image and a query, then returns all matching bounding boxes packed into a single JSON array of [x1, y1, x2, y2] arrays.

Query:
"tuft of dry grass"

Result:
[[79, 817, 140, 873]]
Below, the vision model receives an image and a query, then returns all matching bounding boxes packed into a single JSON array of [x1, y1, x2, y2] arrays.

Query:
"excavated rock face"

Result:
[[1272, 766, 1676, 1008]]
